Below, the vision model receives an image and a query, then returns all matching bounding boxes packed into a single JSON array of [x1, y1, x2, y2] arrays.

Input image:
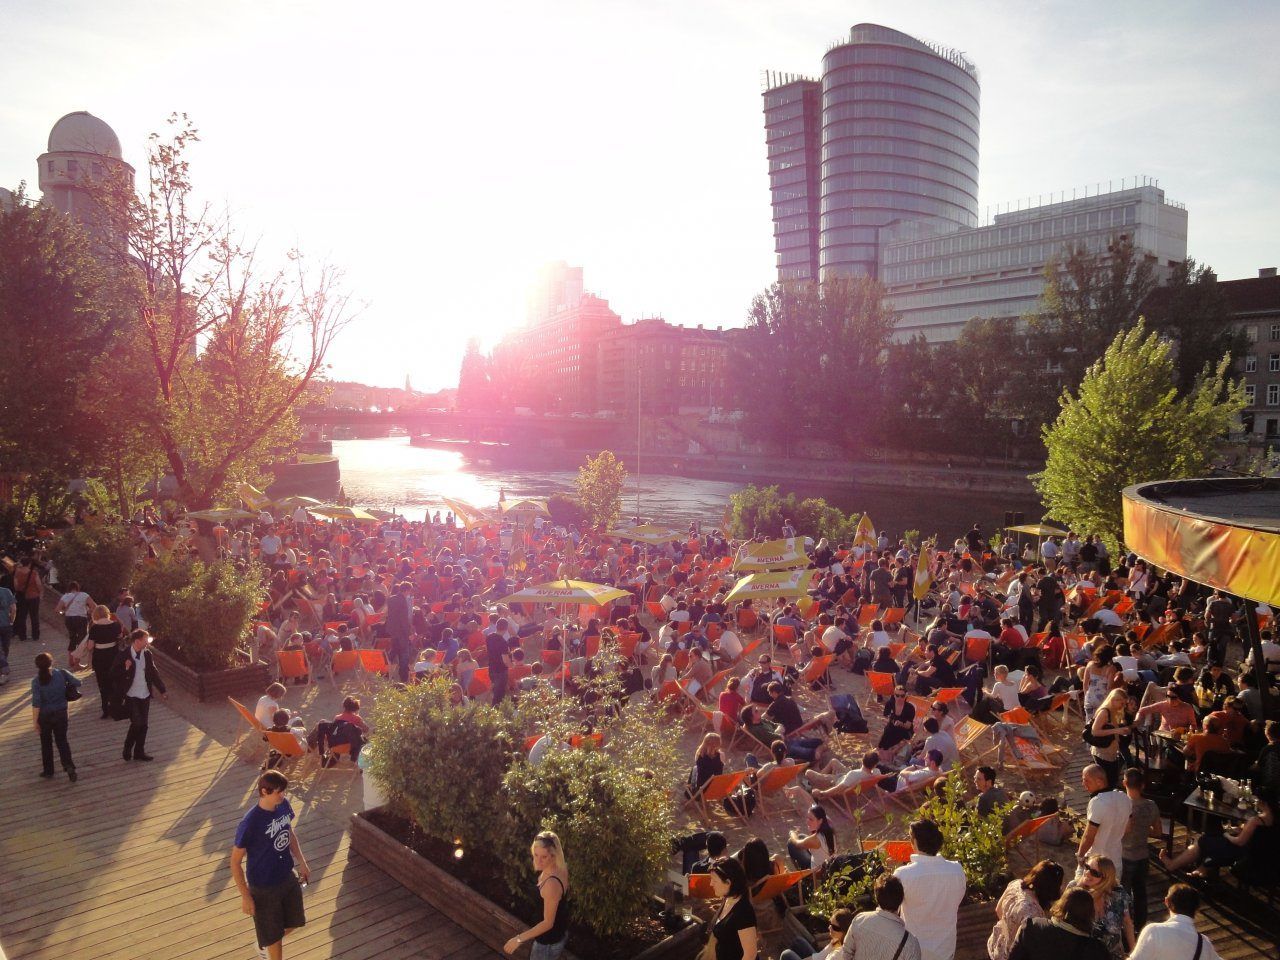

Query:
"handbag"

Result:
[[60, 669, 83, 702], [73, 636, 94, 667]]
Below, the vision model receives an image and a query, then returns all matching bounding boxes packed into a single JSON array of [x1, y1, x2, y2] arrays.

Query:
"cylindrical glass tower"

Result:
[[818, 24, 980, 279]]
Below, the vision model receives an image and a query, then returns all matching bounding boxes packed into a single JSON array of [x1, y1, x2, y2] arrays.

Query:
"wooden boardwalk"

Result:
[[0, 641, 499, 960], [1055, 747, 1277, 960]]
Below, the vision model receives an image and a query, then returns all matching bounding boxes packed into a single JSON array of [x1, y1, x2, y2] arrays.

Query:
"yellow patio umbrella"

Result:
[[498, 579, 630, 608], [852, 514, 877, 551], [237, 482, 272, 512], [722, 568, 815, 605], [500, 498, 550, 517], [441, 497, 489, 530], [275, 495, 323, 510], [733, 537, 810, 572], [607, 524, 684, 545], [184, 508, 256, 523], [308, 505, 380, 523], [1005, 523, 1069, 537], [366, 508, 399, 521], [723, 568, 817, 659]]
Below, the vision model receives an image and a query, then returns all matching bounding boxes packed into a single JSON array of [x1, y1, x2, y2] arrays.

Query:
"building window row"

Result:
[[819, 189, 976, 225], [821, 44, 980, 101], [821, 100, 978, 147], [821, 151, 978, 190], [821, 64, 980, 115], [822, 80, 981, 130], [820, 118, 979, 166], [883, 205, 1138, 264], [821, 171, 977, 208]]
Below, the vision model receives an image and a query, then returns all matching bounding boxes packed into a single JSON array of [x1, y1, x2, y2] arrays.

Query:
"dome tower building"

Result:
[[36, 111, 134, 228]]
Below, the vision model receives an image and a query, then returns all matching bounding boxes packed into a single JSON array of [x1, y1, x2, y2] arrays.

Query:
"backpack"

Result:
[[749, 671, 773, 704]]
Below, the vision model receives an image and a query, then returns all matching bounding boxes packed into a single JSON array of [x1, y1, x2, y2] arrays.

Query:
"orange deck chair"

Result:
[[687, 770, 750, 820]]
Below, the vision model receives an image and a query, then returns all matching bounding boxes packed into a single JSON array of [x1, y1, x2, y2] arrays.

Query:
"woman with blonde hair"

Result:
[[86, 604, 125, 719], [504, 831, 570, 958], [1088, 688, 1130, 789], [688, 733, 725, 797], [1067, 855, 1134, 960]]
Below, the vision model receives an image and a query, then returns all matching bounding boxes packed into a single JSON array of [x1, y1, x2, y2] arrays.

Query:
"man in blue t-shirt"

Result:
[[231, 771, 310, 959]]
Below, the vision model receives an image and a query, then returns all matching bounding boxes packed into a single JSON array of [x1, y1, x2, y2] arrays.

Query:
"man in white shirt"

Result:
[[892, 750, 945, 793], [1128, 884, 1222, 960], [1113, 644, 1140, 683], [715, 628, 743, 662], [56, 581, 93, 654], [259, 529, 282, 564], [990, 665, 1021, 711], [1040, 538, 1060, 569], [894, 819, 966, 960], [1093, 605, 1124, 630], [803, 750, 880, 796], [1077, 764, 1131, 873]]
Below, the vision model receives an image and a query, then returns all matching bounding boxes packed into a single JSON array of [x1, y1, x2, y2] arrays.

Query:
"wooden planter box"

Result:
[[350, 810, 704, 960], [149, 646, 273, 703]]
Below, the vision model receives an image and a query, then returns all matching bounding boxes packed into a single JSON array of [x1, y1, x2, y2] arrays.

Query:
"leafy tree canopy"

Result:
[[576, 450, 626, 531], [1034, 322, 1245, 551]]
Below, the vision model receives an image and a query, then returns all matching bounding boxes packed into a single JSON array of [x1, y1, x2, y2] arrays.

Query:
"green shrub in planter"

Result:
[[502, 744, 674, 939], [913, 773, 1012, 897], [48, 523, 137, 601], [366, 677, 515, 856], [131, 554, 262, 670]]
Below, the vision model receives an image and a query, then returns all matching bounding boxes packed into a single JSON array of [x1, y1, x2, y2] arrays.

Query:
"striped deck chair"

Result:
[[823, 772, 891, 819], [757, 762, 808, 815], [686, 770, 751, 821]]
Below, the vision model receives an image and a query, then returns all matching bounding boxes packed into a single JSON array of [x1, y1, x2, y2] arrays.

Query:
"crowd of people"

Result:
[[5, 508, 1280, 960]]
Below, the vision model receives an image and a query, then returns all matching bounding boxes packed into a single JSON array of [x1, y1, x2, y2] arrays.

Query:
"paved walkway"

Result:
[[0, 637, 499, 960]]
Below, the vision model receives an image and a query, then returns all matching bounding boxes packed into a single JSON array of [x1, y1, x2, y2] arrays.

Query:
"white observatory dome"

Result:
[[47, 111, 123, 158]]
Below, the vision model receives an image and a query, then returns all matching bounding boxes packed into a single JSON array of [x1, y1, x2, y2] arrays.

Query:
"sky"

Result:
[[3, 0, 1278, 389]]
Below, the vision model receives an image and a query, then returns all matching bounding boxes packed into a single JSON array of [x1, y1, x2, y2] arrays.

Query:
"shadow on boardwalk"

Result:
[[0, 637, 498, 960]]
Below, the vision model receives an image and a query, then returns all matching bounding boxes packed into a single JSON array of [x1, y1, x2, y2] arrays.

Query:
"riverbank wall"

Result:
[[408, 436, 1036, 498]]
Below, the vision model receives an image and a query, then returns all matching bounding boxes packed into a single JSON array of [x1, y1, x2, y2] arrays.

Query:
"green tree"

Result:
[[1142, 260, 1246, 393], [91, 115, 354, 509], [131, 553, 263, 669], [0, 187, 130, 519], [576, 450, 626, 530], [737, 277, 896, 453], [367, 678, 514, 859], [1034, 323, 1245, 550], [47, 524, 137, 601], [725, 484, 855, 541], [1021, 235, 1158, 430]]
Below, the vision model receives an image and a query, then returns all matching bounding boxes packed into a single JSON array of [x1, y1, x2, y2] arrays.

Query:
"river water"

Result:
[[326, 438, 1043, 541]]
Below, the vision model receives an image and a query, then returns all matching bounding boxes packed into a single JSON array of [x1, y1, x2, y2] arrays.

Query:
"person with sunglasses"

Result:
[[876, 684, 916, 763], [504, 831, 570, 958], [231, 770, 309, 960], [778, 907, 852, 960], [1066, 855, 1134, 960], [706, 856, 757, 960]]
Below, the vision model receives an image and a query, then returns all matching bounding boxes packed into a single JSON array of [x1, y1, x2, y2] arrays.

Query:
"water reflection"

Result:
[[324, 438, 1043, 540]]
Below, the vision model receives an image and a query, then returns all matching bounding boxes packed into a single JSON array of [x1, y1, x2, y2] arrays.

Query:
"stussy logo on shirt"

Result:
[[266, 813, 292, 852]]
